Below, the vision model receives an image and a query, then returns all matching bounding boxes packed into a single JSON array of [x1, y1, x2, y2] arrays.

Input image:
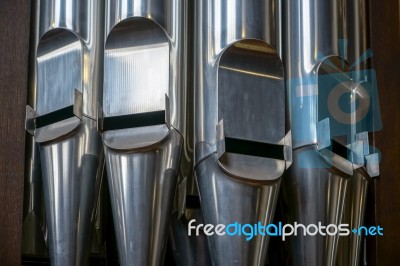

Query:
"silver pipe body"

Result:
[[168, 0, 211, 264], [337, 169, 370, 266], [194, 1, 291, 265], [194, 0, 282, 163], [102, 0, 186, 265], [282, 0, 349, 265], [22, 0, 47, 257], [26, 0, 105, 265], [282, 0, 380, 265], [169, 208, 212, 266], [337, 0, 381, 265], [284, 0, 343, 149]]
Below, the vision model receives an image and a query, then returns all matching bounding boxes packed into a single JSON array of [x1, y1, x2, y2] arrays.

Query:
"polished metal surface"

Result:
[[22, 0, 47, 256], [196, 155, 282, 266], [168, 1, 210, 262], [280, 146, 350, 266], [104, 0, 187, 134], [169, 209, 212, 266], [36, 30, 82, 116], [336, 1, 381, 264], [337, 169, 370, 266], [105, 129, 182, 265], [104, 18, 169, 117], [217, 41, 285, 145], [283, 0, 346, 148], [347, 0, 368, 75], [25, 0, 105, 265], [37, 0, 104, 119], [281, 0, 380, 265], [102, 0, 186, 265], [282, 1, 348, 265], [22, 137, 47, 256], [194, 0, 283, 164], [21, 0, 381, 264], [40, 117, 103, 266], [194, 1, 290, 265]]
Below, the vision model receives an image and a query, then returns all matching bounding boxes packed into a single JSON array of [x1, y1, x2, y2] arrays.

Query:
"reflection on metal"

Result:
[[21, 0, 381, 264], [170, 208, 212, 266], [336, 0, 381, 264], [22, 0, 47, 256], [282, 0, 351, 264], [281, 146, 351, 266], [168, 0, 210, 262], [25, 0, 105, 265], [282, 0, 381, 265], [39, 118, 103, 266], [196, 154, 284, 266], [101, 0, 186, 265], [194, 1, 290, 265], [337, 169, 370, 266], [22, 137, 47, 256], [104, 129, 182, 265]]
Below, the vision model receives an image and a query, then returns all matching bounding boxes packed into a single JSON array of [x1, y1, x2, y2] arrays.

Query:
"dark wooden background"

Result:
[[370, 0, 400, 265], [0, 0, 31, 265], [0, 0, 399, 265]]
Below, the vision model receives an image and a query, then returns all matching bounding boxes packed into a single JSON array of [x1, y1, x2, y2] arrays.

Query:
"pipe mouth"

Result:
[[36, 28, 83, 116], [217, 39, 285, 145], [103, 17, 170, 119], [101, 17, 172, 152], [103, 124, 169, 150], [209, 39, 287, 181], [35, 116, 80, 143], [213, 39, 288, 181], [218, 153, 285, 182]]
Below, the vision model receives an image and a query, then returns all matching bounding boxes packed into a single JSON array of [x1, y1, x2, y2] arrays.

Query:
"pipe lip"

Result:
[[293, 145, 354, 178], [103, 124, 175, 151], [34, 116, 80, 143], [217, 153, 285, 182], [198, 153, 283, 184]]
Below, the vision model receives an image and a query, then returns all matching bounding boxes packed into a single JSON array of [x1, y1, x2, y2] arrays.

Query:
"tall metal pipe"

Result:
[[282, 0, 380, 265], [282, 1, 351, 265], [25, 0, 105, 265], [168, 0, 211, 264], [194, 1, 291, 265], [100, 0, 186, 265], [337, 0, 381, 265], [22, 0, 47, 257]]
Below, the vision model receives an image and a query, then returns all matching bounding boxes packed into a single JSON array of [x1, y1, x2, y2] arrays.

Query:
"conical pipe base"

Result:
[[169, 209, 212, 266], [337, 169, 371, 266], [22, 136, 47, 256], [105, 128, 183, 266], [280, 146, 350, 266], [196, 154, 281, 266], [39, 117, 103, 266]]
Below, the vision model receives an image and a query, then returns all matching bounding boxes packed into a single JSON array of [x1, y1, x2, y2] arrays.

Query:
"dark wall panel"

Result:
[[0, 0, 31, 265], [370, 0, 400, 265]]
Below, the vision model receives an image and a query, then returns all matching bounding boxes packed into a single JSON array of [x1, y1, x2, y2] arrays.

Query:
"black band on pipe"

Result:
[[103, 110, 165, 131], [35, 105, 75, 128], [224, 137, 285, 160]]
